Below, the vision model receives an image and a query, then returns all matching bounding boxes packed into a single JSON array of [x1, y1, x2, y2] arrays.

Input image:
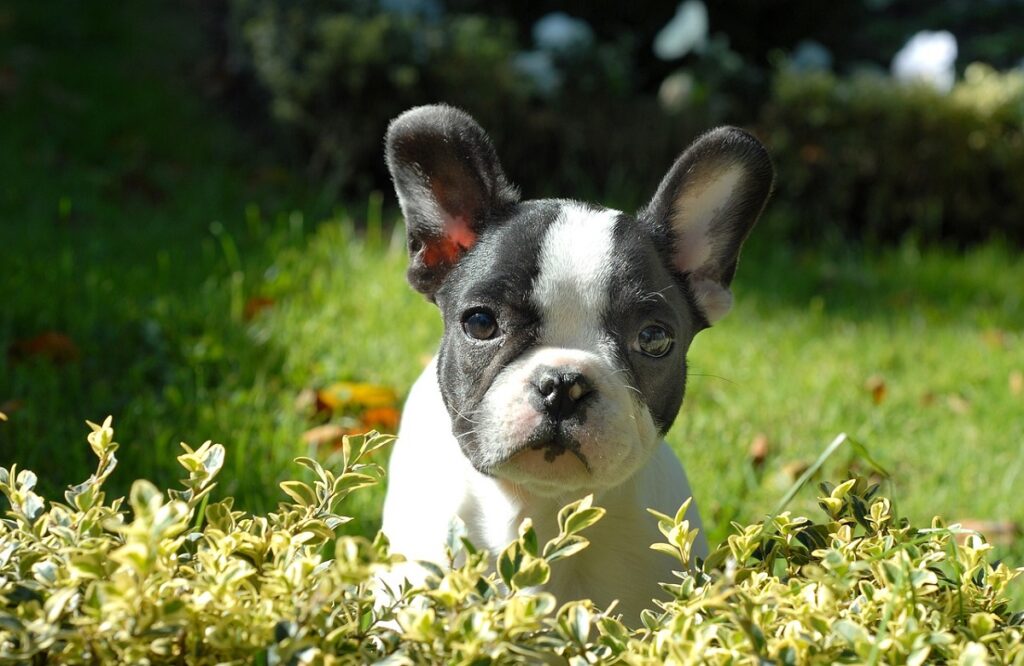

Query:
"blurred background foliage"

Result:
[[218, 0, 1024, 243]]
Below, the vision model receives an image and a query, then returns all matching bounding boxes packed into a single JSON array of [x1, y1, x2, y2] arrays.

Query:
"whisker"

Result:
[[593, 366, 643, 397], [450, 405, 482, 426], [686, 372, 736, 385]]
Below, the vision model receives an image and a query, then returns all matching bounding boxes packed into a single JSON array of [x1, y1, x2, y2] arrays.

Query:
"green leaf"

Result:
[[511, 557, 550, 590], [129, 479, 161, 514], [519, 520, 539, 557], [16, 469, 37, 492], [560, 603, 591, 644], [833, 619, 869, 646], [564, 507, 606, 537], [279, 480, 316, 507], [44, 587, 78, 623], [331, 472, 380, 498], [557, 494, 594, 534], [446, 515, 467, 558], [543, 535, 590, 563], [498, 543, 522, 589]]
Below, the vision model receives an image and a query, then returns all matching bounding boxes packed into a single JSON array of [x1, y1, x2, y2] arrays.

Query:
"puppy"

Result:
[[381, 105, 772, 620]]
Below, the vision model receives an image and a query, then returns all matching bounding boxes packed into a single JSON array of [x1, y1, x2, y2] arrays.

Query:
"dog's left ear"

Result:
[[386, 105, 520, 301], [640, 127, 774, 325]]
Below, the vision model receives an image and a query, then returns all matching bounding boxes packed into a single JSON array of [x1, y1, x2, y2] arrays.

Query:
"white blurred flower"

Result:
[[891, 30, 958, 93], [533, 12, 594, 54], [653, 1, 708, 61], [658, 70, 695, 112], [513, 50, 562, 96]]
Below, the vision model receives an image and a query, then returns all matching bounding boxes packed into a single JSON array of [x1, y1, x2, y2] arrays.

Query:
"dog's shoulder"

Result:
[[382, 357, 469, 562]]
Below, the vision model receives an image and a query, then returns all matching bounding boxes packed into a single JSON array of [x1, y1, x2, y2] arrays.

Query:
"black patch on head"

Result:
[[600, 213, 704, 435], [433, 200, 566, 467]]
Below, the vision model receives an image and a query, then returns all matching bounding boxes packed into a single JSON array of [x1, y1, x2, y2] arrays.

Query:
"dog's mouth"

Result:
[[494, 424, 592, 475]]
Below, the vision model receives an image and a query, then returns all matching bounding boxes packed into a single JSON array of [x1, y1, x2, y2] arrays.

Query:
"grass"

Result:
[[2, 0, 1022, 574]]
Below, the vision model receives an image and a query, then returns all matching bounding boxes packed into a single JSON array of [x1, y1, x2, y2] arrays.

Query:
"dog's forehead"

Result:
[[442, 200, 681, 324], [531, 202, 622, 348]]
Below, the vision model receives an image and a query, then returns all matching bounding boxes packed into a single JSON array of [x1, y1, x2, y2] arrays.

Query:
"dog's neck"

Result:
[[458, 460, 673, 617], [460, 458, 651, 557]]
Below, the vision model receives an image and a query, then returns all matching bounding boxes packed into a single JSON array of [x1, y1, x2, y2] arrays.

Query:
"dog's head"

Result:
[[386, 105, 773, 496]]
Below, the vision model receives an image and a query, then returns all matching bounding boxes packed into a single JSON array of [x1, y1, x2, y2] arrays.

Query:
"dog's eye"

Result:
[[636, 325, 673, 357], [463, 310, 499, 340]]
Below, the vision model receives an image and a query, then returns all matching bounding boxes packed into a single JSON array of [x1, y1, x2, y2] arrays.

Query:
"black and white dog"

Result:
[[381, 105, 772, 620]]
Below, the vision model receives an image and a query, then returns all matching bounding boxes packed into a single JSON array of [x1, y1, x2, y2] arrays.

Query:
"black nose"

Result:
[[535, 369, 594, 420]]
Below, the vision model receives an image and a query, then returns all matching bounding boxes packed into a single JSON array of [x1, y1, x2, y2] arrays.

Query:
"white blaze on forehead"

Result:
[[533, 203, 620, 349]]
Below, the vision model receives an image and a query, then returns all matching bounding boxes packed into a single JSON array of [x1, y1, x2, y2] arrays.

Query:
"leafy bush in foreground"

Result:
[[1, 420, 1021, 664]]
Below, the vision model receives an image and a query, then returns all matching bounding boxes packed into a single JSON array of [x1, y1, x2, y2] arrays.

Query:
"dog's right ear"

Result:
[[386, 105, 520, 301]]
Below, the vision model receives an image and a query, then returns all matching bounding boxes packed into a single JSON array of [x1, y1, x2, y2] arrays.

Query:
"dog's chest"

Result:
[[461, 480, 674, 620]]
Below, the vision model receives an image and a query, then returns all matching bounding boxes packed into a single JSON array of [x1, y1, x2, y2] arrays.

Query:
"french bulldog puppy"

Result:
[[381, 105, 772, 620]]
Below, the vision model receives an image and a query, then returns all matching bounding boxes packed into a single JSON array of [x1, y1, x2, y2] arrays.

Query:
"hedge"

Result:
[[761, 64, 1024, 246], [219, 0, 1024, 245], [1, 418, 1022, 663]]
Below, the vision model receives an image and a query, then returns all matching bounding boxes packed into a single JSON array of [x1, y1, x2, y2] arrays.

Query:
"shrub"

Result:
[[221, 0, 714, 205], [2, 418, 1022, 663], [761, 64, 1024, 245], [216, 1, 1024, 245], [225, 0, 532, 193]]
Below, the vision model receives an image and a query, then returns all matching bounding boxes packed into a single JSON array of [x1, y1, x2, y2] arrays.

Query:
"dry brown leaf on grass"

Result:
[[946, 393, 971, 414], [864, 375, 887, 405], [749, 433, 770, 469], [7, 331, 80, 364], [0, 399, 24, 416], [302, 414, 397, 448], [1010, 370, 1023, 396], [243, 296, 276, 321], [799, 143, 825, 164], [955, 519, 1021, 546], [981, 328, 1007, 349], [780, 460, 810, 482], [361, 407, 401, 433], [302, 424, 350, 447], [294, 388, 318, 414], [0, 65, 17, 95], [302, 382, 402, 448], [317, 382, 398, 411]]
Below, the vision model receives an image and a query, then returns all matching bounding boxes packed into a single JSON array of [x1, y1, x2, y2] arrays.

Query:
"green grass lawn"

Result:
[[2, 0, 1022, 575]]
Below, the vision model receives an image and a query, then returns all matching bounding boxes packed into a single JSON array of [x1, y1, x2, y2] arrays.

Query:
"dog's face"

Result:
[[386, 106, 773, 496], [430, 201, 700, 494]]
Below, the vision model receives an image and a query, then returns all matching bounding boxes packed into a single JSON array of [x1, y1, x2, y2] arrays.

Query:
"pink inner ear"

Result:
[[446, 214, 477, 250], [421, 214, 478, 268]]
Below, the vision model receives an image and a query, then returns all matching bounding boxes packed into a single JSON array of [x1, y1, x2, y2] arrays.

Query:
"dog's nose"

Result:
[[535, 369, 594, 420]]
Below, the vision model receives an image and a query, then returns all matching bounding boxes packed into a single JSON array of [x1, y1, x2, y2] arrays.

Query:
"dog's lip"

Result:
[[494, 429, 592, 474]]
